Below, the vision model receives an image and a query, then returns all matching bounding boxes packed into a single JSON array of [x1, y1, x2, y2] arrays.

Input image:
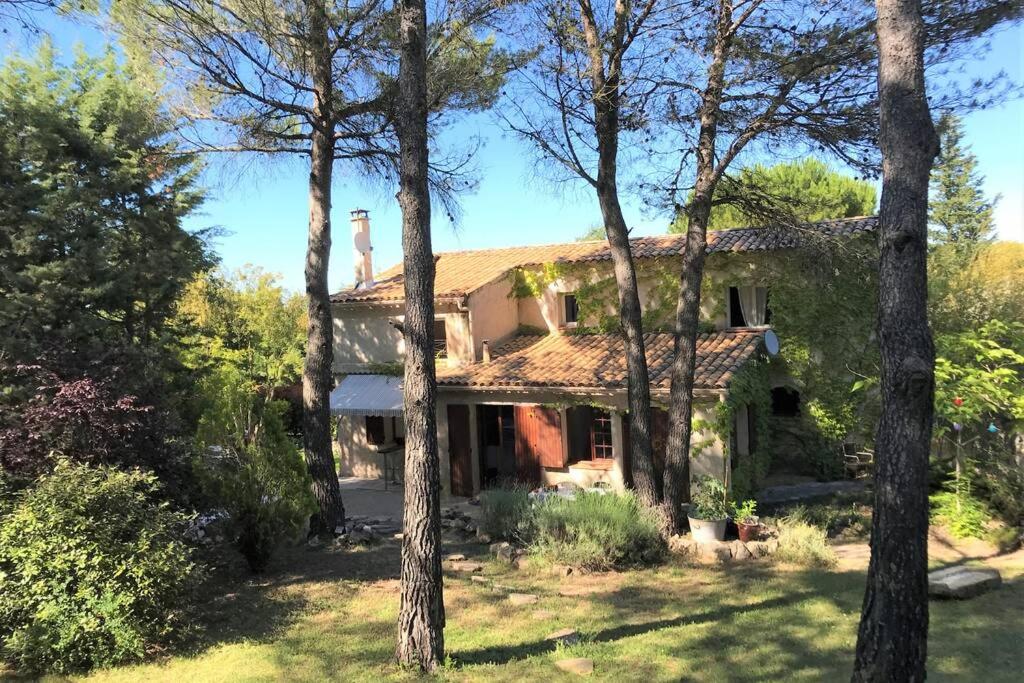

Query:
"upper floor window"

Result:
[[563, 293, 579, 326], [433, 318, 448, 358], [728, 286, 770, 327]]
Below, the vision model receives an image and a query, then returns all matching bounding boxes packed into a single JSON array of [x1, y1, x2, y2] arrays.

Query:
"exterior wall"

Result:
[[332, 301, 474, 372], [511, 256, 762, 333], [689, 400, 729, 483], [332, 252, 771, 373], [332, 304, 405, 373], [443, 308, 474, 367], [336, 415, 380, 478], [466, 276, 519, 358], [437, 388, 729, 496]]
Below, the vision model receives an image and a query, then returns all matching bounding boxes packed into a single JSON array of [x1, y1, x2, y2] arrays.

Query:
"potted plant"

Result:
[[731, 499, 760, 542], [688, 476, 729, 542]]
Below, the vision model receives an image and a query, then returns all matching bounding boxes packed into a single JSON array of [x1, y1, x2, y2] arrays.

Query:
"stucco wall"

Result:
[[332, 304, 404, 372], [332, 302, 475, 372], [442, 309, 474, 367], [512, 259, 741, 333], [336, 415, 382, 478], [466, 276, 519, 358]]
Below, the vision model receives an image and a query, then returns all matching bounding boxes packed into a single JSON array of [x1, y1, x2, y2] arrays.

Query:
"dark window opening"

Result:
[[365, 415, 386, 445], [564, 293, 579, 325], [729, 287, 746, 327], [771, 386, 800, 417], [728, 286, 772, 327], [433, 318, 448, 358], [479, 404, 517, 487]]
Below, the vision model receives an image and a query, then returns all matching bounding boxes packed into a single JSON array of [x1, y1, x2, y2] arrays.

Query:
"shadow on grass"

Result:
[[178, 540, 402, 656], [453, 572, 822, 667]]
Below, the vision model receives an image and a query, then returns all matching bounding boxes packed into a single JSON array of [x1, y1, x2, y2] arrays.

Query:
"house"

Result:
[[330, 209, 878, 499]]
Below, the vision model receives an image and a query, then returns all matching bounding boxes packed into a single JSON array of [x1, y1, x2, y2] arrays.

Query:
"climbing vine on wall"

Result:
[[510, 257, 710, 334], [713, 357, 774, 501], [509, 234, 879, 471]]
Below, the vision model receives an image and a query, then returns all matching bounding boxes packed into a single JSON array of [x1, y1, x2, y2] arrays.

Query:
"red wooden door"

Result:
[[447, 404, 474, 497], [513, 404, 563, 485]]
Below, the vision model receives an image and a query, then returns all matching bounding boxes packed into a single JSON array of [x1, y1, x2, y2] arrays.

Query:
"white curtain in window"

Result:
[[737, 286, 768, 326]]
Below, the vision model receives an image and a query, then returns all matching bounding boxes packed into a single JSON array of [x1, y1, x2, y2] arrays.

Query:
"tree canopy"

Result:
[[0, 44, 212, 363], [670, 158, 877, 232], [929, 111, 997, 250]]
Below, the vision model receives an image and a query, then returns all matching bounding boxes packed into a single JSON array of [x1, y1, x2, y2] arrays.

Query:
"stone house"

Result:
[[330, 209, 878, 499]]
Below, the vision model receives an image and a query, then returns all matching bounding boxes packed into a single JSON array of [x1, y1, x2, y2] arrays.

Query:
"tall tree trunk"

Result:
[[395, 0, 444, 670], [578, 0, 660, 511], [661, 0, 732, 534], [597, 181, 660, 510], [852, 0, 937, 679], [302, 0, 345, 536]]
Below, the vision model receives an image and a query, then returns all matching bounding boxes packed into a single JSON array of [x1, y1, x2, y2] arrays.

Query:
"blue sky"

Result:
[[4, 13, 1022, 294]]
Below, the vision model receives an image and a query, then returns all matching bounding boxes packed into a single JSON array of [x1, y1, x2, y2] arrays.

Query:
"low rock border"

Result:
[[669, 535, 779, 562]]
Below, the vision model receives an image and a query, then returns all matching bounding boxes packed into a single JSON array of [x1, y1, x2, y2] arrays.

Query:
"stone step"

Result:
[[928, 565, 1001, 599]]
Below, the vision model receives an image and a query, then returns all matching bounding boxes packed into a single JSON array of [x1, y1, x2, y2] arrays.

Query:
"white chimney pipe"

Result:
[[351, 209, 374, 289]]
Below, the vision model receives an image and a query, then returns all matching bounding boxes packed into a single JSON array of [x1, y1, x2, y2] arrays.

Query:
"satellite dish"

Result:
[[353, 231, 371, 254], [764, 329, 780, 356]]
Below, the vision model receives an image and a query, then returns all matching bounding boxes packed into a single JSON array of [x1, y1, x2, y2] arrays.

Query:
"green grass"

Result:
[[13, 538, 1022, 682]]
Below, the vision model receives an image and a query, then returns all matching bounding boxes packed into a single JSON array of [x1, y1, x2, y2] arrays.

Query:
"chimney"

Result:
[[351, 209, 374, 289], [481, 340, 491, 363]]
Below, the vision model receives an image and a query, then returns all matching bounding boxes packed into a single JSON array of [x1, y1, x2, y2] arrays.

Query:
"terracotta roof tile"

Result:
[[332, 216, 877, 305], [437, 329, 764, 392]]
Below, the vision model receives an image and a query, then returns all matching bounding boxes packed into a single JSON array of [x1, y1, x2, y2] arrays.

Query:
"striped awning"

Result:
[[329, 374, 404, 417]]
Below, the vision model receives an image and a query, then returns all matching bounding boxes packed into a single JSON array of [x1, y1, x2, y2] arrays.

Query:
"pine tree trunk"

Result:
[[662, 200, 709, 532], [598, 182, 661, 510], [394, 0, 444, 670], [852, 0, 937, 679], [302, 0, 345, 536], [578, 0, 660, 511], [662, 0, 732, 534]]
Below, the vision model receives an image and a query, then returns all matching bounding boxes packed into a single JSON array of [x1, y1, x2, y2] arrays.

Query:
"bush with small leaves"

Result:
[[531, 491, 666, 570], [0, 461, 197, 673], [479, 485, 535, 542]]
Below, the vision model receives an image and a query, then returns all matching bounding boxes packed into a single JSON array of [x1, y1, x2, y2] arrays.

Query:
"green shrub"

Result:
[[530, 492, 666, 570], [0, 461, 197, 673], [479, 486, 534, 542], [930, 476, 990, 539], [195, 369, 315, 571], [775, 514, 837, 568], [690, 476, 729, 520]]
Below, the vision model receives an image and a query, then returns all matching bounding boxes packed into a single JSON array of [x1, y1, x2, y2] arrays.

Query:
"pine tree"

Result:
[[929, 112, 997, 250], [0, 44, 210, 363], [670, 158, 878, 232]]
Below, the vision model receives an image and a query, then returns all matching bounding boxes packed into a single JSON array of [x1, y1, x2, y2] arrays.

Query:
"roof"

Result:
[[331, 216, 877, 305], [329, 374, 403, 417], [436, 329, 764, 393]]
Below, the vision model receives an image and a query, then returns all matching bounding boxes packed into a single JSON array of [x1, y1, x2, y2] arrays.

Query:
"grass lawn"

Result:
[[51, 533, 1023, 683]]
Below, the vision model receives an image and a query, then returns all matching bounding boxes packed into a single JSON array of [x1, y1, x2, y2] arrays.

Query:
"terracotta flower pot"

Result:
[[737, 521, 761, 543]]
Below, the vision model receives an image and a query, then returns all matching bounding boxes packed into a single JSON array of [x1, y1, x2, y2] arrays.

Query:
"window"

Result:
[[433, 318, 448, 358], [563, 293, 579, 326], [728, 286, 771, 327], [365, 416, 386, 445], [590, 409, 614, 460], [771, 386, 800, 417]]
